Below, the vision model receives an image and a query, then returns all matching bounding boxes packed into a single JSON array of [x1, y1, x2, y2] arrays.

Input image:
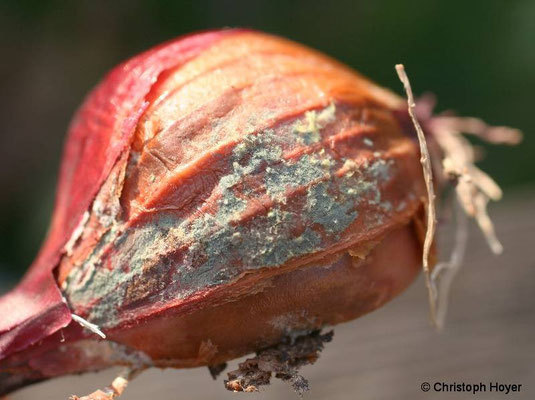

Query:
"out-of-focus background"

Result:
[[0, 1, 533, 399]]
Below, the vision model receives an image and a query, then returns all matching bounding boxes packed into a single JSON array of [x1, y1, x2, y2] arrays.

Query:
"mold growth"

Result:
[[63, 105, 398, 328], [293, 102, 336, 144], [306, 183, 358, 234], [264, 155, 328, 201]]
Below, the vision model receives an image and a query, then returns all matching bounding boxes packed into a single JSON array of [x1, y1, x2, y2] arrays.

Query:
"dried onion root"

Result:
[[70, 368, 143, 400], [395, 65, 439, 326], [396, 64, 522, 329]]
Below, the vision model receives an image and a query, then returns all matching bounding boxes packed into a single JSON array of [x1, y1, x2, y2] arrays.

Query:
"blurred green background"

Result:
[[0, 0, 533, 279]]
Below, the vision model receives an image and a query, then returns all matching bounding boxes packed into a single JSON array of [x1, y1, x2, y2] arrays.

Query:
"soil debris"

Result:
[[224, 330, 333, 395]]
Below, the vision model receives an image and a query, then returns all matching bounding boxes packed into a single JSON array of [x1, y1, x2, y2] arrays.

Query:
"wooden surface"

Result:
[[6, 189, 535, 400]]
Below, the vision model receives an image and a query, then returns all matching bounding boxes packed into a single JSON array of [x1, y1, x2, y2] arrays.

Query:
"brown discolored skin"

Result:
[[0, 30, 428, 394]]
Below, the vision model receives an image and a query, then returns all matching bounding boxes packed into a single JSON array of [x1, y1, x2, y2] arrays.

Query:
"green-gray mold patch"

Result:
[[232, 129, 283, 164], [215, 190, 248, 223], [265, 154, 328, 201], [306, 182, 358, 234], [380, 201, 393, 212], [64, 118, 398, 328], [368, 158, 393, 181], [303, 156, 395, 236], [64, 218, 183, 324], [235, 208, 322, 267], [177, 206, 322, 294], [292, 103, 336, 145]]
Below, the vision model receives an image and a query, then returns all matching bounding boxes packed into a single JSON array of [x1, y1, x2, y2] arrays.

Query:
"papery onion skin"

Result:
[[0, 29, 427, 395]]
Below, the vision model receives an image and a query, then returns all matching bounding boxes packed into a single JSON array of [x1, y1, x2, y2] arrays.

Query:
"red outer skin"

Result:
[[0, 29, 240, 360], [0, 29, 429, 397]]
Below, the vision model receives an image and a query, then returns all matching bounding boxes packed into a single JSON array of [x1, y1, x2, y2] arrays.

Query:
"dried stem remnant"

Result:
[[395, 64, 438, 326], [225, 330, 333, 395]]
